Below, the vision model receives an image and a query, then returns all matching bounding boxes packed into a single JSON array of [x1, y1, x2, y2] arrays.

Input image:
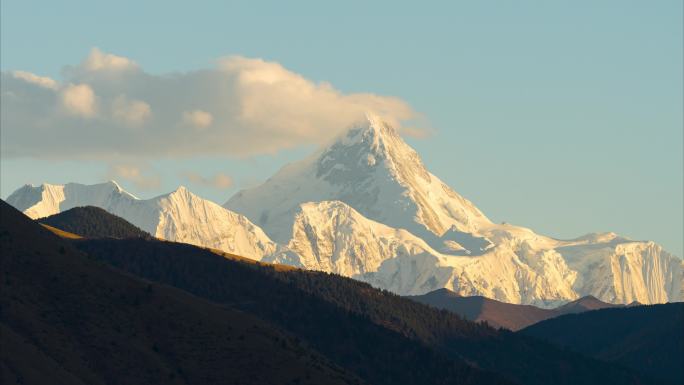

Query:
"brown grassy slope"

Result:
[[0, 200, 361, 385], [554, 295, 621, 314], [406, 289, 556, 330], [407, 288, 622, 331], [40, 223, 82, 239]]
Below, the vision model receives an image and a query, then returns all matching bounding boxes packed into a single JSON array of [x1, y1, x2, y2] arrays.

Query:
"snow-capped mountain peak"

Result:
[[262, 199, 440, 276], [227, 114, 490, 247], [170, 185, 190, 194], [225, 115, 681, 306], [334, 113, 412, 163]]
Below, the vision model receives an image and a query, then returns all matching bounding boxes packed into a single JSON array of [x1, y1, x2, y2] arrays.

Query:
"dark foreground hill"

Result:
[[38, 206, 151, 239], [1, 200, 509, 385], [0, 201, 360, 385], [407, 288, 620, 331], [72, 236, 655, 382], [520, 303, 684, 384]]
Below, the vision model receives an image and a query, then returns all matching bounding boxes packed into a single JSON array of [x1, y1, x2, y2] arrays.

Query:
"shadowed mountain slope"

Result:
[[75, 238, 510, 385], [0, 200, 360, 385], [520, 303, 684, 384], [38, 205, 151, 239], [407, 289, 556, 330], [71, 226, 656, 384]]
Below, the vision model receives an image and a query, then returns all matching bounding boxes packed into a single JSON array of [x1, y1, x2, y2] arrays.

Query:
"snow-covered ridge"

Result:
[[7, 181, 136, 219], [7, 181, 280, 260], [264, 200, 441, 276], [225, 114, 682, 306]]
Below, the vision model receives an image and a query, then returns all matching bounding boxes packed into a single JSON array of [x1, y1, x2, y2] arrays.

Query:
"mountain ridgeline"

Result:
[[407, 288, 621, 331], [55, 212, 658, 385], [7, 115, 682, 307]]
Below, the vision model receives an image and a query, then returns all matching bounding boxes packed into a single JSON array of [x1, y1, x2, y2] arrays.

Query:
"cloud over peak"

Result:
[[108, 164, 160, 190], [1, 48, 421, 160]]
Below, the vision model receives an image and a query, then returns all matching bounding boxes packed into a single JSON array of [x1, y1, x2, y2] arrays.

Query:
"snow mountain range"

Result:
[[7, 181, 282, 260], [7, 114, 683, 307]]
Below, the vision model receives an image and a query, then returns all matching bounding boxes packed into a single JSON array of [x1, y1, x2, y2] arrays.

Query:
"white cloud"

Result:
[[60, 83, 96, 118], [112, 95, 151, 126], [183, 109, 213, 129], [12, 71, 58, 89], [83, 47, 137, 72], [1, 48, 422, 159], [108, 164, 160, 190], [183, 172, 233, 189], [219, 56, 416, 144]]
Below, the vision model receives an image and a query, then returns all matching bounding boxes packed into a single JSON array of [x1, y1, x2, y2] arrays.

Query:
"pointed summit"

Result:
[[323, 113, 423, 174], [226, 117, 490, 245], [169, 185, 190, 195], [340, 113, 401, 150]]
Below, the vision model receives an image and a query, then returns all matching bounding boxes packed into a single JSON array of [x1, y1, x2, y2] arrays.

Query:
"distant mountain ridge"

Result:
[[7, 114, 683, 306], [7, 182, 286, 261], [408, 288, 621, 331]]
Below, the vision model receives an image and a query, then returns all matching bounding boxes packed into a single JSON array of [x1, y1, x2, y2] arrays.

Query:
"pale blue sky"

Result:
[[1, 1, 682, 256]]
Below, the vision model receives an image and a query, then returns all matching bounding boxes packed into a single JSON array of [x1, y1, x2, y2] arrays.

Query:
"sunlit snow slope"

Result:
[[7, 182, 281, 260], [226, 114, 682, 307]]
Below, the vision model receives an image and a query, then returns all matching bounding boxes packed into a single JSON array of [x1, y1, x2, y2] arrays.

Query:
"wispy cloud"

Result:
[[1, 48, 421, 160], [108, 164, 160, 190], [12, 70, 58, 90], [183, 172, 233, 190]]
